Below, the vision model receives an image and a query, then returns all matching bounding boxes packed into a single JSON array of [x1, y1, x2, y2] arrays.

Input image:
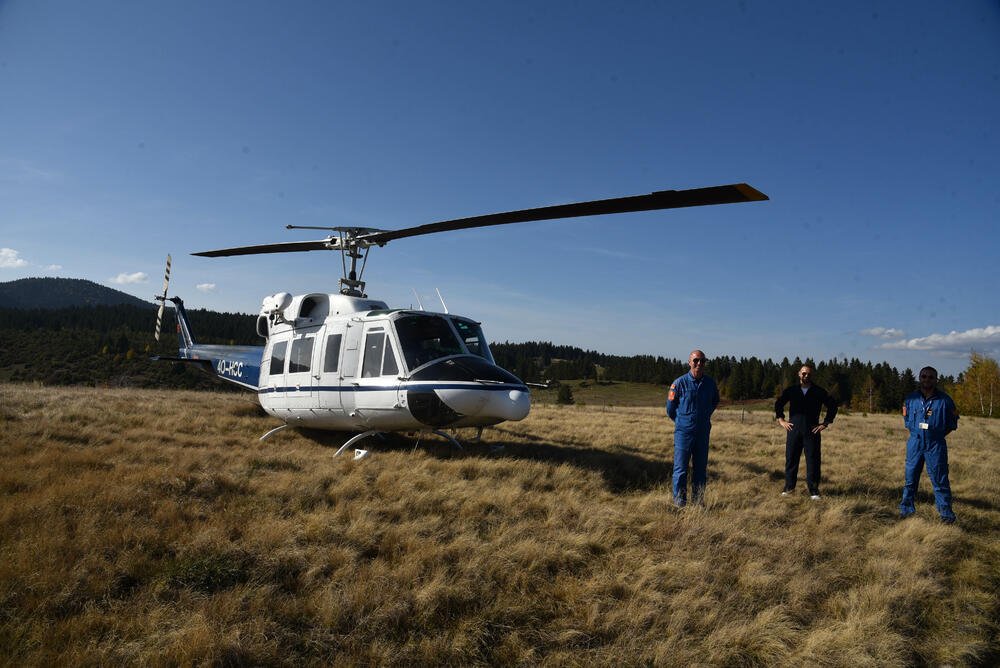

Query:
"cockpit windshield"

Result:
[[393, 314, 465, 370], [450, 317, 494, 363]]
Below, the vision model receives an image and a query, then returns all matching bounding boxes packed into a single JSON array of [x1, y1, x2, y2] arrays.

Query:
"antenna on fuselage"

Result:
[[436, 288, 449, 314], [412, 288, 425, 311]]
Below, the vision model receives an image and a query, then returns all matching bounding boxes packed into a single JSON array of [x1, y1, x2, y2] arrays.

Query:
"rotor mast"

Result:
[[282, 225, 383, 297]]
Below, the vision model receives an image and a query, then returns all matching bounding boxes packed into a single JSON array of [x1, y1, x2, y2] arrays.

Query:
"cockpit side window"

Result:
[[393, 315, 464, 370], [450, 318, 494, 363], [362, 330, 400, 378], [362, 332, 386, 378]]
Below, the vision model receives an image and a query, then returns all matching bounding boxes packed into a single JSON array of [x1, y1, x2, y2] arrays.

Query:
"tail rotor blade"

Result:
[[154, 303, 166, 341], [161, 254, 171, 299], [154, 254, 171, 342]]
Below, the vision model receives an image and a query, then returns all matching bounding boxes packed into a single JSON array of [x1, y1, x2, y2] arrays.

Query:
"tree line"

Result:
[[0, 305, 257, 390], [491, 341, 999, 418], [1, 304, 995, 417]]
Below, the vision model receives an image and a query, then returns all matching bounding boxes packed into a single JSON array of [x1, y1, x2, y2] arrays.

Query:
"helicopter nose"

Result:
[[492, 389, 530, 421], [435, 387, 530, 421]]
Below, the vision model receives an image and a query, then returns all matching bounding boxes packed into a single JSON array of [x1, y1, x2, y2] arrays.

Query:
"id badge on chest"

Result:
[[919, 405, 932, 430]]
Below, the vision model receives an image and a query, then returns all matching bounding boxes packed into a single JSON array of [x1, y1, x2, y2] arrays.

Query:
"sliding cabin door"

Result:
[[317, 324, 345, 411]]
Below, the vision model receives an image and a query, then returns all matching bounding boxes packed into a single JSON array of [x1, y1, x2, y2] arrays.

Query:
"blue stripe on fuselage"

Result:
[[257, 383, 527, 395]]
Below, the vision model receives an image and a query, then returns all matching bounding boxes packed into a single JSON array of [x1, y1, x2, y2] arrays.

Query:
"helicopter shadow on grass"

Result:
[[294, 427, 672, 494], [476, 426, 672, 494]]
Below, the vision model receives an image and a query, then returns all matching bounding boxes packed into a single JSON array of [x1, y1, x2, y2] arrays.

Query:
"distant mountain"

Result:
[[0, 277, 153, 309]]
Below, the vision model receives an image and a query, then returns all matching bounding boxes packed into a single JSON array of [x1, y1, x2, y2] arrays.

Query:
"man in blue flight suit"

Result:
[[900, 366, 959, 524], [666, 350, 720, 506]]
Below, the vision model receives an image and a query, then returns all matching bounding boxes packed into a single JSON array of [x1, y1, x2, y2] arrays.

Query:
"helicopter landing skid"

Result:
[[260, 423, 291, 441], [333, 430, 380, 457], [331, 429, 465, 458], [411, 430, 464, 453]]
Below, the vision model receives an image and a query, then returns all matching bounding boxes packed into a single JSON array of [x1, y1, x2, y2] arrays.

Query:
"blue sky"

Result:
[[1, 1, 998, 376]]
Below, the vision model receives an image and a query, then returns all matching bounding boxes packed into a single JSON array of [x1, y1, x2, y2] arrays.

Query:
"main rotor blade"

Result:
[[192, 239, 333, 257], [360, 183, 767, 246]]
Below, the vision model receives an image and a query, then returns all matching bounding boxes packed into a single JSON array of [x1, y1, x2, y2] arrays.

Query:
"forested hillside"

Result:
[[0, 277, 151, 309], [0, 304, 257, 390]]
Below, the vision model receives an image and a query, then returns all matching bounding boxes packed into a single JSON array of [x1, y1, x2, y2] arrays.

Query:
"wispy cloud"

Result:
[[860, 326, 906, 339], [196, 283, 216, 292], [0, 158, 60, 183], [0, 248, 29, 268], [109, 272, 148, 285], [876, 326, 1000, 353], [46, 264, 63, 271]]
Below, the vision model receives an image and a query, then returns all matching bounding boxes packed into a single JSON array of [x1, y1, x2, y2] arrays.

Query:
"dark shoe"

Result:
[[899, 511, 915, 519], [781, 488, 793, 496], [941, 516, 956, 525]]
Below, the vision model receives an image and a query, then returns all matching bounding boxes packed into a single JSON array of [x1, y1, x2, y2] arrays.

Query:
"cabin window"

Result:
[[269, 341, 287, 376], [450, 317, 493, 362], [289, 337, 314, 374], [393, 315, 464, 370], [323, 334, 342, 373]]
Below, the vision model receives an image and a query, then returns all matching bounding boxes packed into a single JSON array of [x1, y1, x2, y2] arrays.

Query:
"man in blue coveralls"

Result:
[[666, 350, 720, 506], [900, 366, 959, 524]]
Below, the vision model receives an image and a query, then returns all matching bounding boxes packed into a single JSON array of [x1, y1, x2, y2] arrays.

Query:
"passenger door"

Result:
[[259, 337, 289, 413], [317, 325, 344, 410], [284, 330, 317, 409], [355, 323, 402, 425], [340, 319, 364, 416]]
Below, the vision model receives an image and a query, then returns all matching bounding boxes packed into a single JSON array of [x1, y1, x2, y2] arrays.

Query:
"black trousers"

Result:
[[785, 426, 821, 494]]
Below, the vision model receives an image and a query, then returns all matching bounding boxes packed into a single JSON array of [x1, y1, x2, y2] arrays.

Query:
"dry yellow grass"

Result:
[[1, 383, 997, 666]]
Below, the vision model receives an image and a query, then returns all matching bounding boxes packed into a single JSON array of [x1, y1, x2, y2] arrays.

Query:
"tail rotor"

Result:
[[154, 254, 171, 341]]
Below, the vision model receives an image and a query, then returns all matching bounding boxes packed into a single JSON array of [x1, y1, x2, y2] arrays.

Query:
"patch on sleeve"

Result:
[[668, 385, 676, 402], [902, 405, 907, 417]]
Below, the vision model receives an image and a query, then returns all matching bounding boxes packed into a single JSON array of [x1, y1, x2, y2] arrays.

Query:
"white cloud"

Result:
[[109, 272, 148, 285], [860, 326, 906, 339], [877, 325, 1000, 352], [196, 283, 216, 292], [46, 264, 63, 271], [0, 248, 29, 268]]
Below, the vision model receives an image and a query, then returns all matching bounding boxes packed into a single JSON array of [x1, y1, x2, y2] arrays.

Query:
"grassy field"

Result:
[[1, 383, 998, 666]]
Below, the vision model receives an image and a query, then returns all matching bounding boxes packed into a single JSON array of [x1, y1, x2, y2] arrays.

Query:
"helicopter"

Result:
[[153, 183, 767, 455]]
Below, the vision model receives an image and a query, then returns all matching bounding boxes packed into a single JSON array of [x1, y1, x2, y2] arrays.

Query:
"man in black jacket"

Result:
[[775, 364, 838, 499]]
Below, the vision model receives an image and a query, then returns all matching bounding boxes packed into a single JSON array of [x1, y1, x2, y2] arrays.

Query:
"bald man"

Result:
[[666, 350, 720, 506]]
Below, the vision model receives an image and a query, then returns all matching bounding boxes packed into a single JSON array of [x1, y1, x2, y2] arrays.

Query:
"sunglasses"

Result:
[[919, 374, 936, 379], [691, 358, 706, 365]]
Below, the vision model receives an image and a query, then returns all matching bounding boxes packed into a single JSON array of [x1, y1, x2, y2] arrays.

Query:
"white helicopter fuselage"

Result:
[[168, 291, 531, 433]]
